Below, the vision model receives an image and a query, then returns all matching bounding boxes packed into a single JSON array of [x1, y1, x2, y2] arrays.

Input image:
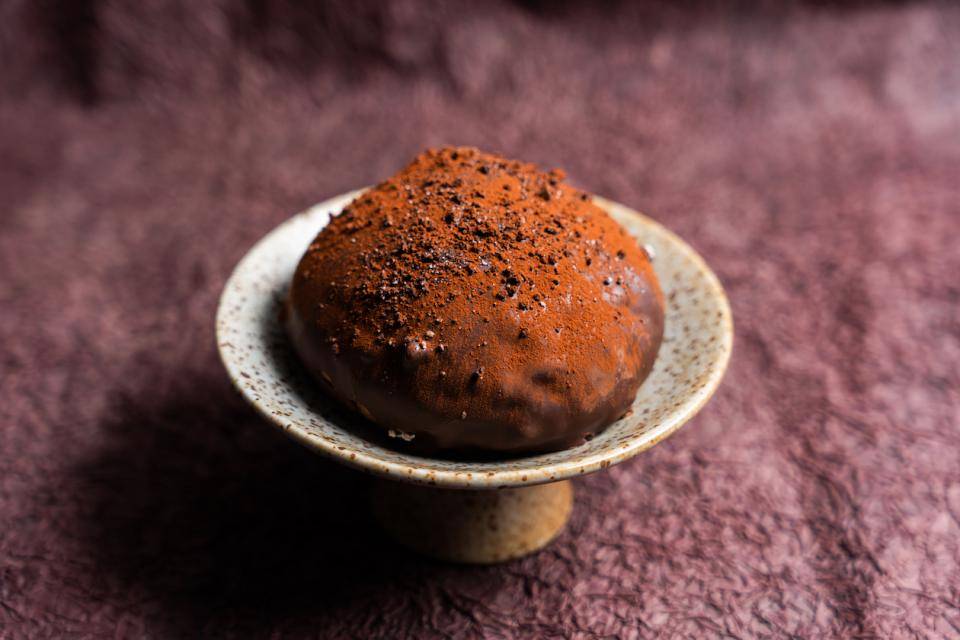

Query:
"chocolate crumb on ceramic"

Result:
[[284, 147, 664, 455]]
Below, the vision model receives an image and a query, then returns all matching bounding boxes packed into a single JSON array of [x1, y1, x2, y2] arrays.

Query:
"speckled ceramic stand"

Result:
[[217, 190, 732, 564]]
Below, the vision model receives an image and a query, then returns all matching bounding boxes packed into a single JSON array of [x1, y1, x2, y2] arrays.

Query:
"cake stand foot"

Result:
[[370, 479, 573, 564]]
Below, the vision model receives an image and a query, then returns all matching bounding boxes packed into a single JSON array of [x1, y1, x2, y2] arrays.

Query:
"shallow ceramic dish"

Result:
[[216, 189, 732, 562]]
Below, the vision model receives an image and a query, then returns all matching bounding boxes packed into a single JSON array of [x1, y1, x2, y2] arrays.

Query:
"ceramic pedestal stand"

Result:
[[369, 480, 572, 564], [217, 191, 732, 564]]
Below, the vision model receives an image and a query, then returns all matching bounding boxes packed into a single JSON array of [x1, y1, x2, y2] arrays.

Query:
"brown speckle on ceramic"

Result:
[[216, 190, 733, 490]]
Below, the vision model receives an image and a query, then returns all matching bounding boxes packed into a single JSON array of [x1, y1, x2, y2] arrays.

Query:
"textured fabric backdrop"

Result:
[[2, 1, 959, 637]]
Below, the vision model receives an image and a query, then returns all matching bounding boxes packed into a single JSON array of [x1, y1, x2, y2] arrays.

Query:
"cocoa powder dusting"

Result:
[[285, 147, 664, 455]]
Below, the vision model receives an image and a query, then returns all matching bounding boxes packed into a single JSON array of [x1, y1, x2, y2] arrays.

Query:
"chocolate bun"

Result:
[[285, 147, 664, 455]]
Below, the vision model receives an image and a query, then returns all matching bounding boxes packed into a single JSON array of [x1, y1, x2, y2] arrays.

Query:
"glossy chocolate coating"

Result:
[[285, 147, 664, 455]]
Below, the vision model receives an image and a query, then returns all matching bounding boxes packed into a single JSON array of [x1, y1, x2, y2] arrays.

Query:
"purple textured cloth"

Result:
[[2, 1, 960, 637]]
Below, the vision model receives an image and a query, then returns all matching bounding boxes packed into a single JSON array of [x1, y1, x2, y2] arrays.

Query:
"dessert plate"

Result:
[[216, 190, 733, 490]]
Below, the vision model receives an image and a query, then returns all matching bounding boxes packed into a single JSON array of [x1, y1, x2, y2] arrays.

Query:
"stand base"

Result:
[[370, 480, 573, 564]]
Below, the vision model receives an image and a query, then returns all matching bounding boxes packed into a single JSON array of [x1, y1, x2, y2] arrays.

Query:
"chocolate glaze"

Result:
[[285, 147, 664, 455]]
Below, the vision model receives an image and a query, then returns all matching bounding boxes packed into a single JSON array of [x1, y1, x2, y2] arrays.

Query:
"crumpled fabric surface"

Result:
[[2, 1, 959, 637]]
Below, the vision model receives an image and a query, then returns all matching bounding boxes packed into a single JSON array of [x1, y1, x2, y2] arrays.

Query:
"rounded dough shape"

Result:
[[285, 148, 664, 455]]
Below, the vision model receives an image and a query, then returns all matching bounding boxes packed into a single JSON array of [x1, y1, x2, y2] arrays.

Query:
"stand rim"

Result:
[[216, 190, 733, 490]]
